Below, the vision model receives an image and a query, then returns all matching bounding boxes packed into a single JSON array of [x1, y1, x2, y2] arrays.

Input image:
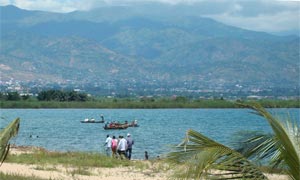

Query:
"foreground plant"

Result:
[[0, 118, 20, 166], [167, 103, 299, 180]]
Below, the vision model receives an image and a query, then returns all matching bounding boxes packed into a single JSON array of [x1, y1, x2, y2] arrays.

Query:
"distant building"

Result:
[[247, 95, 262, 100]]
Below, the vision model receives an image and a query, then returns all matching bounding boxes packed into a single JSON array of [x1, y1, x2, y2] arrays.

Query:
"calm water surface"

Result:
[[0, 108, 299, 159]]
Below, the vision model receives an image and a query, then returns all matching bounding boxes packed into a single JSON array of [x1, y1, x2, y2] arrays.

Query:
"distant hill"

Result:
[[0, 5, 299, 95]]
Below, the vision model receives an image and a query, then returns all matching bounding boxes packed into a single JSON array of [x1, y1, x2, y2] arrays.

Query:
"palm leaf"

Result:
[[167, 129, 267, 179], [235, 133, 280, 162], [238, 103, 300, 180], [168, 103, 299, 179], [0, 118, 20, 166]]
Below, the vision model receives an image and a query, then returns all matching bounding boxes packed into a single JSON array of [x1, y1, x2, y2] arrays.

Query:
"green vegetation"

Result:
[[3, 149, 159, 178], [6, 150, 132, 168], [1, 91, 299, 109], [0, 118, 23, 179], [2, 149, 158, 179], [0, 90, 88, 102], [0, 172, 46, 180], [37, 90, 88, 102], [256, 99, 300, 108], [0, 118, 20, 165], [167, 103, 299, 179], [0, 93, 299, 108]]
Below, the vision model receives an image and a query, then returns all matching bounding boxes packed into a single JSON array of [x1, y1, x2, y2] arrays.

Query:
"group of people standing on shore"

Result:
[[104, 133, 134, 160]]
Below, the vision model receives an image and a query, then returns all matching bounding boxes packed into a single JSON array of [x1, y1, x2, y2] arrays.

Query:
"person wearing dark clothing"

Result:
[[126, 133, 134, 160], [145, 151, 149, 160]]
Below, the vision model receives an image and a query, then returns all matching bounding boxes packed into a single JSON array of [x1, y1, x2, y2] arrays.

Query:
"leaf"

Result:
[[168, 103, 300, 180], [167, 129, 267, 179], [245, 103, 300, 180], [0, 118, 20, 166]]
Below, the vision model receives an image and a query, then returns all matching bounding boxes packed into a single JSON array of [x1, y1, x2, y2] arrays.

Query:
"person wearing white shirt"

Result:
[[117, 135, 127, 159], [104, 135, 112, 156]]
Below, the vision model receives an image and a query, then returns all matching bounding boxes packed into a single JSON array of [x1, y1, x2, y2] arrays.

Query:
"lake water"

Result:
[[0, 108, 299, 159]]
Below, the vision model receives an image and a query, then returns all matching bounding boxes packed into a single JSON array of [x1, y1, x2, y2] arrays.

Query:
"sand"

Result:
[[0, 162, 168, 180], [0, 146, 169, 180], [0, 146, 289, 180]]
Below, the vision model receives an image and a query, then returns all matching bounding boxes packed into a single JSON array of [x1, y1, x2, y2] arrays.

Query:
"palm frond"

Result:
[[168, 103, 299, 180], [167, 129, 267, 179], [0, 118, 20, 166], [235, 133, 280, 162], [239, 103, 300, 180]]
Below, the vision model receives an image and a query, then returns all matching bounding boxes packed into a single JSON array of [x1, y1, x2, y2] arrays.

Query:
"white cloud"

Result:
[[233, 3, 243, 12], [198, 0, 300, 33], [206, 10, 300, 32], [1, 0, 299, 33], [151, 0, 200, 5], [0, 0, 96, 12], [0, 0, 203, 12], [102, 0, 202, 5], [0, 0, 11, 6]]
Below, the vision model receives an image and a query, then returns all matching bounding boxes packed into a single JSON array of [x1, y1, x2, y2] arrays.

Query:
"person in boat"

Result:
[[100, 114, 104, 122], [129, 120, 137, 127], [126, 133, 134, 160], [104, 135, 112, 156], [104, 122, 109, 129]]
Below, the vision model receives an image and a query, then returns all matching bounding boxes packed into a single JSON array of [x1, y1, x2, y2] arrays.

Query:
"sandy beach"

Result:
[[0, 162, 289, 180], [0, 146, 169, 180], [0, 146, 288, 180], [0, 162, 169, 180]]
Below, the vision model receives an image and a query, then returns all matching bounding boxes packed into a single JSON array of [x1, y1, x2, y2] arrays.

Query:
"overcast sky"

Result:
[[1, 0, 299, 34]]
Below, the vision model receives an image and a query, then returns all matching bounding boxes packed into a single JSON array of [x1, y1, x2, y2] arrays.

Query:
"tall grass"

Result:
[[0, 172, 46, 180], [6, 150, 133, 168]]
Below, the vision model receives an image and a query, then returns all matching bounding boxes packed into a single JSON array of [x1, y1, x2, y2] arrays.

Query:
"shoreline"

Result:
[[0, 145, 290, 180], [2, 145, 169, 180]]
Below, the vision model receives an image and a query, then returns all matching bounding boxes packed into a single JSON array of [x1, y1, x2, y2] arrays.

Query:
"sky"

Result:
[[1, 0, 299, 34]]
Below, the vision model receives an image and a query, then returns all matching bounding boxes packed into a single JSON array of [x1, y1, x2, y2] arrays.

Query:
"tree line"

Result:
[[0, 90, 89, 102], [0, 91, 299, 108]]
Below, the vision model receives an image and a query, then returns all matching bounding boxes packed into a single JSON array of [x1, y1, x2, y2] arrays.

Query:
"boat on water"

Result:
[[81, 119, 105, 123], [103, 125, 128, 130], [115, 120, 139, 127], [103, 120, 138, 130], [128, 120, 139, 127], [80, 115, 105, 123]]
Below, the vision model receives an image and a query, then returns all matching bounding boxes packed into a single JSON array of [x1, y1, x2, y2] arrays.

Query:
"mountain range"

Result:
[[0, 5, 299, 95]]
